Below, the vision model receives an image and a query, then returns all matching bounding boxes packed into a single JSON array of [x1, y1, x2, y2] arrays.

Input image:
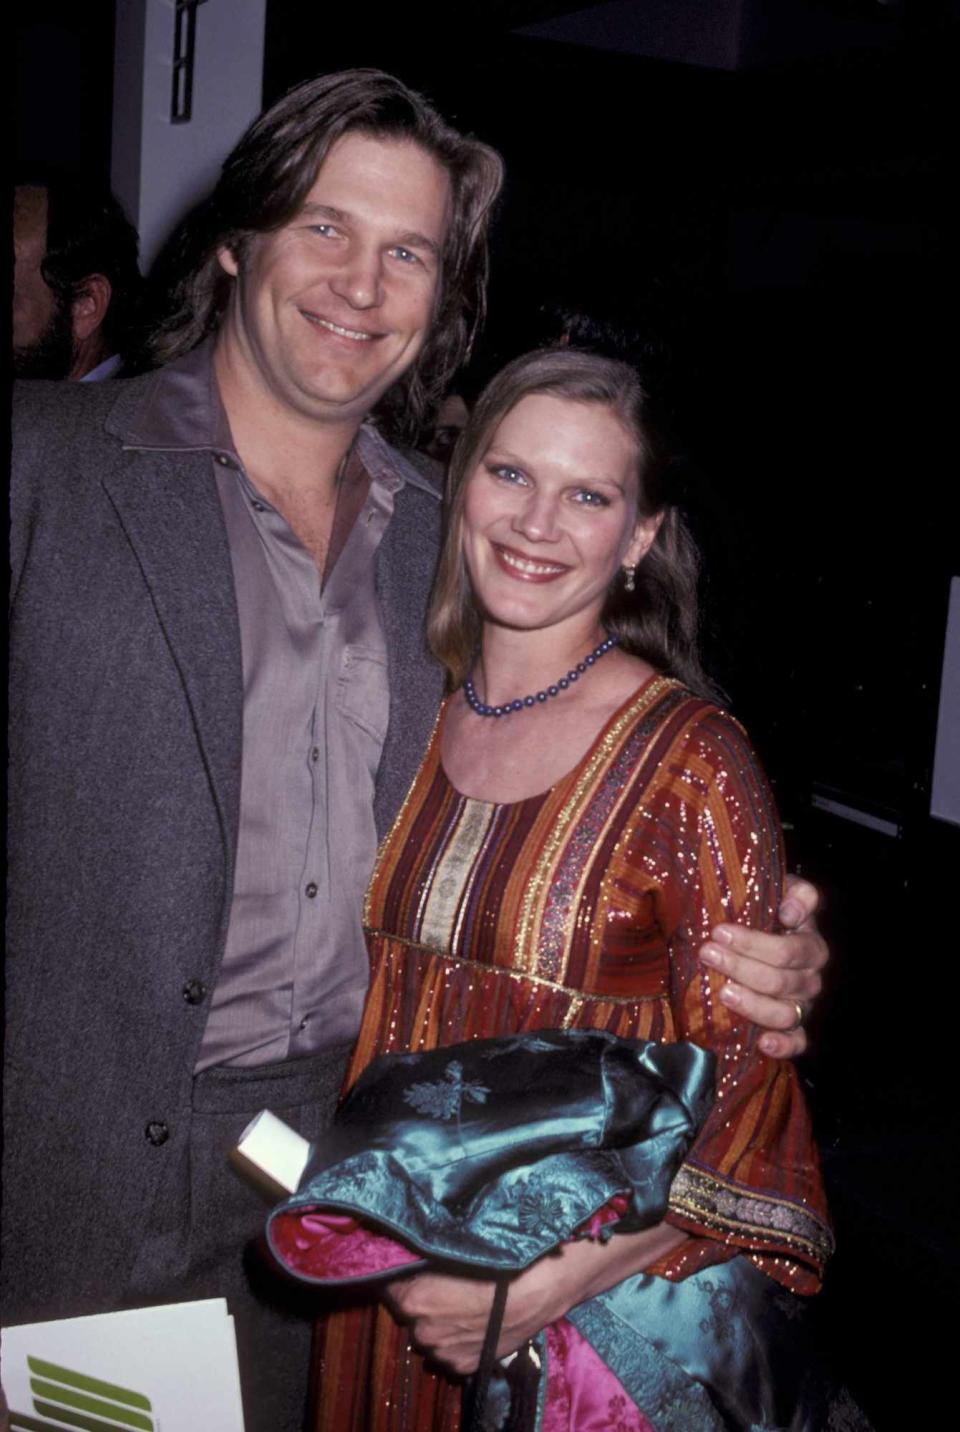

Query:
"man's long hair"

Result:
[[144, 70, 503, 441]]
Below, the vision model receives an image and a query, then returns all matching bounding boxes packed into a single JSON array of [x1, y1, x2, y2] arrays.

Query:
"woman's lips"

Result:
[[492, 542, 570, 583]]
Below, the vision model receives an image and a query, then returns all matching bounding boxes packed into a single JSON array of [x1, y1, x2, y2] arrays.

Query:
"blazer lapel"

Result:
[[100, 445, 243, 867]]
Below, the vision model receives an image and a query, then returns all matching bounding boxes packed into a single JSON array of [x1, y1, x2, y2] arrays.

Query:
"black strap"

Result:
[[467, 1274, 511, 1432]]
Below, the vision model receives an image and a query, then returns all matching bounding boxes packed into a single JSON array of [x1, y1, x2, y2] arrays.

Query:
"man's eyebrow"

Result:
[[394, 230, 442, 259], [299, 202, 347, 222]]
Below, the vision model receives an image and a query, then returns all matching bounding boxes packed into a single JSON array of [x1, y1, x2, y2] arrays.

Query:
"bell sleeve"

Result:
[[643, 704, 833, 1294]]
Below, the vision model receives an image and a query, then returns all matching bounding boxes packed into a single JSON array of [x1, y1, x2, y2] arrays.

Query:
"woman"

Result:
[[291, 349, 836, 1428]]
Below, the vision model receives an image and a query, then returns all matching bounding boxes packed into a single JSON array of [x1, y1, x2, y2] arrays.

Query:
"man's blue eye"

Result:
[[392, 247, 420, 265], [574, 490, 610, 507]]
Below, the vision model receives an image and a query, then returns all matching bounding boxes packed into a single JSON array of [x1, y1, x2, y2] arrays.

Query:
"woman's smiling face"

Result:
[[461, 393, 657, 637]]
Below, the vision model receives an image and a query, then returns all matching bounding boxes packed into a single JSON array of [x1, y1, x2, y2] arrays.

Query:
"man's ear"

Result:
[[71, 274, 112, 343], [217, 245, 240, 277]]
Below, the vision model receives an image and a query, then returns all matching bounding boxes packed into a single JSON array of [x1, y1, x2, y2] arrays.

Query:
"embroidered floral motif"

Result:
[[608, 1391, 635, 1432], [513, 1178, 572, 1240], [696, 1278, 737, 1342], [311, 1150, 379, 1198], [402, 1059, 490, 1121]]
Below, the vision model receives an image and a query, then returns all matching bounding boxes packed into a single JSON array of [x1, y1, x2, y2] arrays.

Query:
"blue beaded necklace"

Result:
[[463, 634, 619, 718]]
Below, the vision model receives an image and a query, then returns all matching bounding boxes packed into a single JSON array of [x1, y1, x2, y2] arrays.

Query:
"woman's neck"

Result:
[[473, 618, 608, 708]]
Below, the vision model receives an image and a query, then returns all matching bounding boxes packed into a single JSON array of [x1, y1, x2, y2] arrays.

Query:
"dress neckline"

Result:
[[437, 670, 673, 808]]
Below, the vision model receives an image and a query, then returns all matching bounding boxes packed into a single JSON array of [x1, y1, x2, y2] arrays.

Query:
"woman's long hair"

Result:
[[141, 69, 503, 442], [427, 348, 718, 701]]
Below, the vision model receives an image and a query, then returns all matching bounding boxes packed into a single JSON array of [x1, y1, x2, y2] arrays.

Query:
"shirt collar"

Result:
[[79, 353, 123, 383], [114, 339, 439, 500]]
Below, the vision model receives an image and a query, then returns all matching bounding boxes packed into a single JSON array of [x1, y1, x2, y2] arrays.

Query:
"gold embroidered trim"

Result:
[[514, 677, 676, 977], [364, 930, 668, 1006], [668, 1164, 834, 1262]]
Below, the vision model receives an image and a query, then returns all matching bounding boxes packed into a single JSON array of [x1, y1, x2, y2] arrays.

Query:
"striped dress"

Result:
[[312, 675, 832, 1431]]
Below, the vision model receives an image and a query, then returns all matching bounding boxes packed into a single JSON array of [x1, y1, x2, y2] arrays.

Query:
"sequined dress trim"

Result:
[[669, 1163, 834, 1264]]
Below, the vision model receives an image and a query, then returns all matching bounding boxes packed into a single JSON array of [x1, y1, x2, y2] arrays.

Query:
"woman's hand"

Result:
[[385, 1260, 567, 1376], [699, 875, 828, 1058], [385, 1221, 688, 1375]]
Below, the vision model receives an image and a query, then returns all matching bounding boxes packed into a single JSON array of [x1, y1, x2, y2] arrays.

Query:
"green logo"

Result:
[[9, 1355, 155, 1431]]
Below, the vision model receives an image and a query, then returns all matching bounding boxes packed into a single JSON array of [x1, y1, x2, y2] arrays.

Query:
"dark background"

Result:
[[15, 2, 959, 1423]]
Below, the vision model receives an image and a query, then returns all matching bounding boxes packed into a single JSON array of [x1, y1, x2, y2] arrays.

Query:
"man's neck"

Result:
[[70, 335, 113, 381], [212, 334, 363, 501]]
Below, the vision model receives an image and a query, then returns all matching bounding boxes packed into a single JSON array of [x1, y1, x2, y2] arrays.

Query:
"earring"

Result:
[[622, 565, 636, 593]]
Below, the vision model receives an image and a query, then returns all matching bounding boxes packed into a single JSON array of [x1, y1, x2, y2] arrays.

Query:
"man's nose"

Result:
[[330, 244, 383, 310]]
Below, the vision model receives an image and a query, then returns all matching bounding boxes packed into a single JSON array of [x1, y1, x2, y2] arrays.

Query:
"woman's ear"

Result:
[[625, 511, 665, 568]]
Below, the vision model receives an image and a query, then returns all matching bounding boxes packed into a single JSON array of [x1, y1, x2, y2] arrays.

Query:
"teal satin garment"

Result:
[[269, 1029, 716, 1276], [566, 1256, 869, 1432], [268, 1029, 870, 1431]]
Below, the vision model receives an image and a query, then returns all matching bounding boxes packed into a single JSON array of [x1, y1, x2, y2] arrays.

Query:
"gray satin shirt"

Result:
[[121, 340, 405, 1070], [195, 450, 397, 1070]]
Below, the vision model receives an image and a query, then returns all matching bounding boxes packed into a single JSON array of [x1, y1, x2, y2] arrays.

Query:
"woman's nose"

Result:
[[512, 491, 560, 543]]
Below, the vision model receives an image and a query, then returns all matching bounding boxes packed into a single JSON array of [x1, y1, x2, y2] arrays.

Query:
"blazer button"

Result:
[[182, 978, 207, 1005], [145, 1121, 169, 1146]]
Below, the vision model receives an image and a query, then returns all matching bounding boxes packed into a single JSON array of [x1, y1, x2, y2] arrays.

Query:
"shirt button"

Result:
[[299, 1016, 310, 1031], [305, 881, 318, 899], [145, 1121, 169, 1146], [215, 454, 233, 467], [251, 500, 266, 512], [182, 978, 207, 1005], [311, 748, 320, 763]]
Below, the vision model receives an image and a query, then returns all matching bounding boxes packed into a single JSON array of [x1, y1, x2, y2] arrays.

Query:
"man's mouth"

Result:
[[493, 543, 569, 579], [303, 312, 377, 342]]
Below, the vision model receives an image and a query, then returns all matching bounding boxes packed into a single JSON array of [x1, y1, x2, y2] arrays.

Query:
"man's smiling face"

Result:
[[217, 131, 452, 427]]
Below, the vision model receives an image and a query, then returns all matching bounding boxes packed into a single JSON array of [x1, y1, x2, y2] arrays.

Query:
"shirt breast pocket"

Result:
[[335, 645, 390, 745]]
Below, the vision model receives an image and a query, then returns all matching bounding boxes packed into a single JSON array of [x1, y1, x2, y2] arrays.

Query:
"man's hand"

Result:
[[699, 875, 828, 1058]]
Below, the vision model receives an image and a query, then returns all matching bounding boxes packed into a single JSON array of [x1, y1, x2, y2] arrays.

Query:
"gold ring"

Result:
[[787, 1001, 805, 1032]]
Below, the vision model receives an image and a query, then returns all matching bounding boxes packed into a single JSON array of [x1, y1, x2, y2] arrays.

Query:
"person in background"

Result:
[[12, 169, 141, 381], [420, 389, 471, 467]]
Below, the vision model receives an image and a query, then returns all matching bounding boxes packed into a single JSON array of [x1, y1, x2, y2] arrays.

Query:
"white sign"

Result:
[[1, 1298, 245, 1431]]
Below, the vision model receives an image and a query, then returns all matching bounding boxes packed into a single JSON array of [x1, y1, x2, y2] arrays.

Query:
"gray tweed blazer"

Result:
[[3, 372, 444, 1322]]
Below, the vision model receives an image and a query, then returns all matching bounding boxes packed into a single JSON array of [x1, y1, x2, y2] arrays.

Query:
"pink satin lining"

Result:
[[544, 1320, 654, 1432], [272, 1194, 653, 1427], [271, 1193, 633, 1282], [271, 1211, 421, 1280]]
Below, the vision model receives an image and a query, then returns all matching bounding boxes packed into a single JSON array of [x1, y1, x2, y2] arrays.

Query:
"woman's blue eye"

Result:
[[574, 489, 611, 507], [488, 464, 525, 484], [391, 247, 420, 265]]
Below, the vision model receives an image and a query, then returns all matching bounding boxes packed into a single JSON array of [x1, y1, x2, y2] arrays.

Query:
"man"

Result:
[[6, 71, 824, 1430], [12, 171, 141, 381]]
